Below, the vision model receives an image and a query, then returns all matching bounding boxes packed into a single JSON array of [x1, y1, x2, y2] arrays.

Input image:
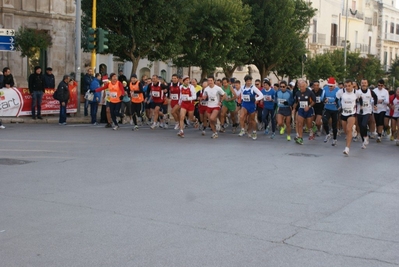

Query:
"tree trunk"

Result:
[[130, 56, 141, 76], [223, 65, 237, 79], [200, 69, 208, 81]]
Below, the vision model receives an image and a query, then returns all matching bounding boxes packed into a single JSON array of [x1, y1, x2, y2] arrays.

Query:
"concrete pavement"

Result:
[[0, 124, 398, 266]]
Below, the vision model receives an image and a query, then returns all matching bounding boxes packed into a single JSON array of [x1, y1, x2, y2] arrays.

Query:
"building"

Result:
[[0, 0, 77, 87]]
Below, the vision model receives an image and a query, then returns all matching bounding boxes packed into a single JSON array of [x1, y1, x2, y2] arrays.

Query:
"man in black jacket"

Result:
[[44, 67, 55, 89], [56, 75, 71, 125], [2, 67, 15, 88], [28, 66, 45, 120]]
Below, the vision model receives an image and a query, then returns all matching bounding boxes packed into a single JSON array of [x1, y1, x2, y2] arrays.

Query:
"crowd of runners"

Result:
[[87, 71, 398, 156]]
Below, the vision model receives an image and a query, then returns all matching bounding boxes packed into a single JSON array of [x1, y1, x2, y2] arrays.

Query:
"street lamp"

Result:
[[368, 29, 372, 55]]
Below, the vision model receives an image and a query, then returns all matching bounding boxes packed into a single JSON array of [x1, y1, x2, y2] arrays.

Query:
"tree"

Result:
[[305, 53, 337, 82], [14, 27, 52, 59], [175, 0, 252, 80], [243, 0, 316, 80], [388, 57, 399, 89], [81, 0, 189, 75]]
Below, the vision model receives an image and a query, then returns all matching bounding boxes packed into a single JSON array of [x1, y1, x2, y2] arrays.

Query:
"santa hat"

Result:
[[327, 77, 336, 86]]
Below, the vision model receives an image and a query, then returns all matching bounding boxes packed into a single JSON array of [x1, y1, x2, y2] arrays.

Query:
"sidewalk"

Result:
[[0, 103, 91, 124]]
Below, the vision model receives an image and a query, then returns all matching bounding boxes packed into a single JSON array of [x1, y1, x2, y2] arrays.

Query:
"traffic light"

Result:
[[87, 27, 96, 51], [97, 28, 109, 53]]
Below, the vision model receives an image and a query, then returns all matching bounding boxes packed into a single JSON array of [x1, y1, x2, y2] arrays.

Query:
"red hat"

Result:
[[327, 77, 336, 86]]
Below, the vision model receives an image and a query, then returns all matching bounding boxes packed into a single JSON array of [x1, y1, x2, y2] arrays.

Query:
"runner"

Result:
[[261, 78, 276, 138], [357, 79, 377, 148], [129, 74, 144, 130], [220, 77, 238, 133], [311, 80, 325, 136], [177, 76, 198, 138], [148, 75, 168, 129], [293, 79, 316, 145], [95, 73, 125, 130], [373, 79, 389, 143], [389, 87, 399, 145], [169, 74, 181, 130], [336, 79, 361, 156], [238, 75, 264, 140], [197, 80, 209, 135], [276, 81, 294, 141], [202, 76, 226, 139], [322, 77, 340, 146]]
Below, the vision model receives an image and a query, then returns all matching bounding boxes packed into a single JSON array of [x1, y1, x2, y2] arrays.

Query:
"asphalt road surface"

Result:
[[1, 123, 398, 267]]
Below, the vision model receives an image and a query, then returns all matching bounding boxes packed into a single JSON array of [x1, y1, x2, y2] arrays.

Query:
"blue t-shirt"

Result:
[[261, 88, 276, 110], [276, 89, 294, 108], [323, 85, 339, 111]]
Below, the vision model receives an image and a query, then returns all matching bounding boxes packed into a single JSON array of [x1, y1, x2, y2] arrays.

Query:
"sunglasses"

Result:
[[280, 86, 286, 88], [255, 83, 260, 86]]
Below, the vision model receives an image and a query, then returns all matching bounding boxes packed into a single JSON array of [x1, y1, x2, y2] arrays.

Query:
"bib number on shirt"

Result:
[[362, 102, 369, 108], [171, 94, 178, 100], [316, 96, 321, 103], [152, 91, 160, 97], [264, 95, 272, 101], [181, 94, 189, 101], [209, 97, 216, 102], [242, 95, 250, 102], [110, 92, 117, 98], [132, 93, 139, 98], [201, 100, 208, 106], [299, 101, 308, 108], [278, 98, 285, 105], [343, 108, 354, 114]]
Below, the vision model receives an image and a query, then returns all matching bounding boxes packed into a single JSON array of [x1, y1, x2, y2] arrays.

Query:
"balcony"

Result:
[[384, 33, 399, 42], [354, 43, 369, 53], [342, 10, 364, 20], [310, 33, 326, 45]]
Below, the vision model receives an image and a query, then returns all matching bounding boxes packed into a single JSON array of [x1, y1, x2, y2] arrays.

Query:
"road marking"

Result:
[[0, 139, 82, 143]]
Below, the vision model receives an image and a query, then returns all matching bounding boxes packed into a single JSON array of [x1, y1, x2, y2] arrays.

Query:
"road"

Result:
[[0, 123, 398, 267]]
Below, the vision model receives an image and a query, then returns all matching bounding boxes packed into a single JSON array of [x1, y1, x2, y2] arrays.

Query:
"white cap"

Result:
[[289, 81, 295, 87]]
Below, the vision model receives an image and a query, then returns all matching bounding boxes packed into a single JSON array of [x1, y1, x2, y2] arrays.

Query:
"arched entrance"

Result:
[[139, 67, 151, 80]]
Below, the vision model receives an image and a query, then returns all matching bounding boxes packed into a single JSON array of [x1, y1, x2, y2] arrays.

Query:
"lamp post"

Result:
[[368, 29, 372, 55], [343, 0, 349, 77]]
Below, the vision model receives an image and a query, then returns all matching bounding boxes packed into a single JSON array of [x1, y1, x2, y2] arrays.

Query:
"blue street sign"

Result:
[[0, 28, 15, 51]]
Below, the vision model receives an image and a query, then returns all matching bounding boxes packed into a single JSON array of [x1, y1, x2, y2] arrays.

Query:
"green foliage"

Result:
[[388, 57, 399, 89], [81, 0, 189, 74], [243, 0, 316, 79], [305, 49, 385, 84], [14, 27, 52, 58], [175, 0, 252, 79]]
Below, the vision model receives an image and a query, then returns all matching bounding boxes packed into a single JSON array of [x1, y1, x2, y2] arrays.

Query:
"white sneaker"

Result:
[[324, 134, 331, 143], [113, 125, 119, 130], [361, 143, 366, 149], [150, 122, 157, 129], [238, 128, 245, 137], [129, 119, 133, 125], [343, 147, 349, 156], [331, 139, 337, 146], [211, 132, 218, 139], [251, 131, 257, 140], [0, 125, 5, 129], [174, 123, 179, 130]]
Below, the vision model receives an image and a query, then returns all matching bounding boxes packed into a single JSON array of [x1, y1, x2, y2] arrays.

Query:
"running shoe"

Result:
[[251, 131, 257, 140], [377, 136, 381, 143], [286, 135, 291, 141], [177, 130, 184, 138], [264, 127, 269, 135], [364, 136, 369, 146], [361, 143, 366, 149], [93, 122, 98, 126], [105, 123, 112, 128], [396, 140, 399, 146], [279, 125, 285, 135], [271, 133, 275, 139], [238, 128, 245, 137], [331, 139, 337, 146], [308, 134, 315, 141], [113, 125, 119, 130], [390, 135, 394, 141], [150, 122, 157, 130], [324, 134, 331, 143], [295, 137, 303, 145], [220, 126, 225, 133], [312, 125, 317, 133], [0, 125, 5, 129], [133, 125, 139, 131], [386, 126, 391, 135], [352, 136, 358, 142], [211, 132, 218, 139], [343, 147, 349, 156], [202, 130, 206, 136]]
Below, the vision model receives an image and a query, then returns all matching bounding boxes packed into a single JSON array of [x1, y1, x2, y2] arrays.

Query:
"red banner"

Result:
[[0, 87, 78, 117]]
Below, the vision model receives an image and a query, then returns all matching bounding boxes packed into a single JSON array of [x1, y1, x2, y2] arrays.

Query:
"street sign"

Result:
[[0, 29, 15, 51]]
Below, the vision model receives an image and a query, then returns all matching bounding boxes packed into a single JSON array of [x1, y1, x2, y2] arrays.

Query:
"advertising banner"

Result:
[[0, 87, 78, 117]]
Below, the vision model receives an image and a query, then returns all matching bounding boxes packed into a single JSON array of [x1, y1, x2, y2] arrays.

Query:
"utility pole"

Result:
[[75, 0, 82, 115], [91, 0, 97, 71], [343, 0, 349, 79]]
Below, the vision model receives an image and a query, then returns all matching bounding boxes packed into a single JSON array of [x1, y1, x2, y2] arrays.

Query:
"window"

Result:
[[373, 12, 377, 26], [391, 22, 395, 34], [396, 24, 399, 35], [160, 70, 167, 81], [331, 23, 338, 46], [312, 19, 317, 43]]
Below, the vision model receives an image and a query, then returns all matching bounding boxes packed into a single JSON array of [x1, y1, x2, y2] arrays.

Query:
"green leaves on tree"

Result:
[[14, 27, 52, 58]]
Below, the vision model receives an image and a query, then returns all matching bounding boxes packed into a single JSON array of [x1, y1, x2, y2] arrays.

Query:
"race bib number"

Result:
[[200, 100, 208, 106], [362, 102, 369, 108], [152, 91, 160, 97], [343, 108, 354, 114], [299, 101, 308, 108], [181, 94, 189, 101], [316, 96, 321, 103], [264, 95, 272, 101], [132, 93, 139, 98], [278, 98, 285, 105], [171, 94, 178, 100], [209, 97, 216, 102], [110, 92, 117, 98], [242, 94, 250, 102], [327, 97, 334, 104], [395, 104, 399, 112]]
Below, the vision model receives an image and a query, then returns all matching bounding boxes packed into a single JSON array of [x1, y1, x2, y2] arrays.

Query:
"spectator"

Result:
[[89, 73, 102, 125], [0, 119, 5, 129], [28, 66, 45, 120], [83, 68, 94, 116], [56, 75, 71, 125], [118, 70, 127, 83], [2, 67, 15, 88], [44, 67, 55, 89]]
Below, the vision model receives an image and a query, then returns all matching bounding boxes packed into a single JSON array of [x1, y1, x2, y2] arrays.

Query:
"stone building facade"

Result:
[[0, 0, 76, 87]]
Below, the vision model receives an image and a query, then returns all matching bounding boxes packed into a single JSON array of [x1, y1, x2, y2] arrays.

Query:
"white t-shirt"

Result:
[[337, 90, 359, 116], [357, 89, 373, 115], [203, 85, 225, 108], [373, 88, 389, 114]]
